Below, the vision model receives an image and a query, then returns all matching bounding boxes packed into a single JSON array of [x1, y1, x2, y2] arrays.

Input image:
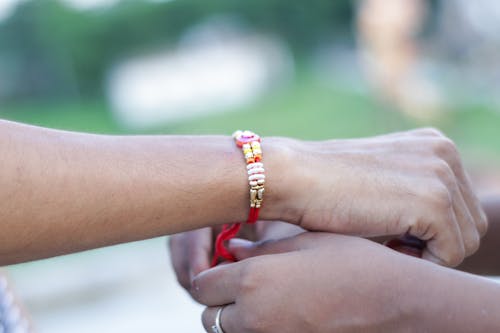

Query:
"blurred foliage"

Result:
[[0, 0, 353, 101], [1, 0, 497, 162]]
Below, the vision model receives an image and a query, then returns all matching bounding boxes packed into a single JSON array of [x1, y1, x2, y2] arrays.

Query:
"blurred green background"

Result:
[[0, 0, 498, 161]]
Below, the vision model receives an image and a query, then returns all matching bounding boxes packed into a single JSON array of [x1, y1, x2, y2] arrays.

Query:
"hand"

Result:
[[270, 128, 487, 266], [192, 233, 433, 333], [168, 222, 304, 293]]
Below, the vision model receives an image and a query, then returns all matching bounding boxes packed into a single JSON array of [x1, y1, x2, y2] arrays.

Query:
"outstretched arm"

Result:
[[0, 121, 485, 267], [0, 120, 287, 264]]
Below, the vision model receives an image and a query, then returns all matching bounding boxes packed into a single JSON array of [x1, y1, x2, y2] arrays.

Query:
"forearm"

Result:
[[0, 120, 287, 264], [458, 196, 500, 275], [408, 261, 500, 332]]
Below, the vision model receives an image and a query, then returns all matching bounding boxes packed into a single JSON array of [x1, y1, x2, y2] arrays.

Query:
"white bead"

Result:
[[242, 143, 251, 150], [232, 130, 243, 138], [257, 179, 265, 185], [249, 174, 265, 181], [249, 181, 259, 187], [247, 162, 263, 170], [247, 167, 265, 175], [245, 152, 254, 159]]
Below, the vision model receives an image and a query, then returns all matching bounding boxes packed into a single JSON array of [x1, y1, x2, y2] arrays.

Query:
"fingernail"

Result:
[[228, 238, 254, 250]]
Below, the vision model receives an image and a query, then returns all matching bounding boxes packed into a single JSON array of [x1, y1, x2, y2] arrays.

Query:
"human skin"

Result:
[[458, 196, 500, 275], [178, 197, 499, 331], [171, 196, 498, 295], [0, 121, 485, 265], [193, 233, 500, 333], [171, 128, 489, 284]]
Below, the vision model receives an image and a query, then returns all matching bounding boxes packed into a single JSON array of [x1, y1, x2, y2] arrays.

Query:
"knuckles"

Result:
[[430, 160, 456, 188], [411, 128, 460, 167], [414, 127, 445, 137], [432, 138, 460, 165], [406, 218, 434, 240], [478, 212, 489, 237], [464, 230, 481, 257], [238, 259, 265, 295], [443, 243, 466, 267], [425, 182, 453, 215]]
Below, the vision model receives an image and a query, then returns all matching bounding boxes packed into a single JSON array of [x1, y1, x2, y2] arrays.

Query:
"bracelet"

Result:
[[211, 130, 265, 266], [235, 130, 265, 218]]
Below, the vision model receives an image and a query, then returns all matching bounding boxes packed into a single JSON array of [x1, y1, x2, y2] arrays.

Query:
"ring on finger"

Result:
[[211, 306, 226, 333]]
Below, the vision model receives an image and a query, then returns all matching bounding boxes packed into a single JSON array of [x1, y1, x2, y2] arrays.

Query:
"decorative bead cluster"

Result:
[[233, 130, 265, 209], [212, 130, 266, 266]]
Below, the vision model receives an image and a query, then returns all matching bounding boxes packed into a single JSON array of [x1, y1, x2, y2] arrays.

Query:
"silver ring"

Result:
[[211, 306, 226, 333]]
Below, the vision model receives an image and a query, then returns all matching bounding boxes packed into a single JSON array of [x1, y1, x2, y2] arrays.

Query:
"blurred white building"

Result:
[[107, 19, 294, 129]]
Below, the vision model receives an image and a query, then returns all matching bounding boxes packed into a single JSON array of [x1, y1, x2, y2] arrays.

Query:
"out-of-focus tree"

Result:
[[0, 0, 352, 102]]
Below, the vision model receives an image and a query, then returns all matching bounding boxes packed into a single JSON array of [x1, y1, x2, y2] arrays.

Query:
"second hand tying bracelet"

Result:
[[211, 130, 265, 266]]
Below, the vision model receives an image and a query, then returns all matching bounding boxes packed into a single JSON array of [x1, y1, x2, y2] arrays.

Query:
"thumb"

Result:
[[228, 238, 256, 260], [229, 234, 307, 261]]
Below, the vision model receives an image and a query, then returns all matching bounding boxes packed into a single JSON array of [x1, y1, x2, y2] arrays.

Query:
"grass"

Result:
[[1, 75, 499, 161]]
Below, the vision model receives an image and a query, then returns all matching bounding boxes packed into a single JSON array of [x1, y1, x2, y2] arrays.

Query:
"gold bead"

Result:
[[257, 188, 265, 200]]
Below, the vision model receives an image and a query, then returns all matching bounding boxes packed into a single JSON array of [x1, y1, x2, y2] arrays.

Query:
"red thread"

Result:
[[211, 208, 261, 267], [212, 131, 263, 266], [248, 207, 259, 224], [211, 223, 241, 266]]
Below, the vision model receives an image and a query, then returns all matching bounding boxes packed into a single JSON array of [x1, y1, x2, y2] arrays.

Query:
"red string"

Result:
[[212, 130, 263, 266], [211, 223, 241, 266], [247, 207, 259, 224], [211, 207, 261, 267]]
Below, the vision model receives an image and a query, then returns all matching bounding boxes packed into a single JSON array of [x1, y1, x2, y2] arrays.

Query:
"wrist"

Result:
[[396, 258, 498, 332], [257, 136, 298, 222], [260, 137, 347, 227]]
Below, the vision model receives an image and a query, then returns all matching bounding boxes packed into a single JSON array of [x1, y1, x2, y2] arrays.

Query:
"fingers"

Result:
[[431, 136, 488, 238], [168, 234, 190, 290], [447, 174, 480, 257], [168, 228, 213, 293], [425, 160, 480, 261], [422, 208, 464, 267], [192, 262, 242, 306], [406, 176, 466, 266], [254, 221, 305, 241], [186, 228, 213, 279], [228, 232, 309, 261], [417, 129, 488, 237], [193, 233, 327, 307], [454, 169, 488, 237], [427, 143, 481, 262], [202, 305, 239, 333], [409, 129, 485, 263]]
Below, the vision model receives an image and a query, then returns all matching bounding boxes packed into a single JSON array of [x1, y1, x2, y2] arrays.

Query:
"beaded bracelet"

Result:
[[211, 130, 265, 266]]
